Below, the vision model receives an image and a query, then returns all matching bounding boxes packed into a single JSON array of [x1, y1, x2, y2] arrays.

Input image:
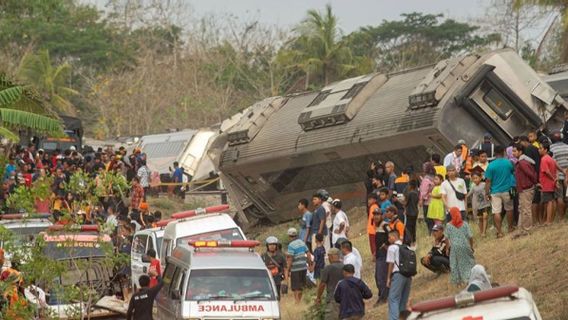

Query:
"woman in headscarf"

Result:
[[463, 264, 492, 292], [445, 207, 476, 285], [419, 161, 436, 233]]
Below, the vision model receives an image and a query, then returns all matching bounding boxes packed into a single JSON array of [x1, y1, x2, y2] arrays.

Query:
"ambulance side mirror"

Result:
[[171, 289, 181, 300]]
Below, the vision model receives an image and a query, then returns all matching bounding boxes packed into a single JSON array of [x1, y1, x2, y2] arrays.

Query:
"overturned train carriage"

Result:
[[216, 49, 568, 224]]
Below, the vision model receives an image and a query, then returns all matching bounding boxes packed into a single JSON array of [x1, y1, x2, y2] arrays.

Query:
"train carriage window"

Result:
[[483, 87, 514, 120]]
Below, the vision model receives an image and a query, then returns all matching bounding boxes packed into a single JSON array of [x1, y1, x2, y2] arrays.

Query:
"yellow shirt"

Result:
[[532, 141, 541, 149], [434, 165, 446, 179]]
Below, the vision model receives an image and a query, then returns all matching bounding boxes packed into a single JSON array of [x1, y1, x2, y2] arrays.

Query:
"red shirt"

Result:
[[149, 258, 162, 288], [539, 154, 557, 192]]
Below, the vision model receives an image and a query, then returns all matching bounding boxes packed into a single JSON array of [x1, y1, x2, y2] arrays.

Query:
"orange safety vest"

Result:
[[367, 203, 379, 235]]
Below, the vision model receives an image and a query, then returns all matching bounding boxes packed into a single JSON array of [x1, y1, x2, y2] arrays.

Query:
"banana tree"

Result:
[[0, 73, 63, 144]]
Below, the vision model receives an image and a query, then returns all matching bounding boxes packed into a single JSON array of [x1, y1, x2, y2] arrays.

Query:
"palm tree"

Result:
[[0, 73, 63, 142], [292, 4, 354, 88], [17, 50, 79, 115], [515, 0, 568, 63]]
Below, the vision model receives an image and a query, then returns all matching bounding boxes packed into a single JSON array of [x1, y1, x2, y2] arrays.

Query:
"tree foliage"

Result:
[[346, 12, 501, 72], [0, 0, 561, 139], [17, 50, 80, 115]]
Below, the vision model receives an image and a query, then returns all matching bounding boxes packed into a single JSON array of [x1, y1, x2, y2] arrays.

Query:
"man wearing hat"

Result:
[[285, 227, 310, 303], [315, 248, 344, 320], [420, 224, 450, 274]]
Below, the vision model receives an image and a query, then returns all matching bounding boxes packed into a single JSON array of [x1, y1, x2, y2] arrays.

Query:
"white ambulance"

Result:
[[408, 285, 542, 320], [157, 205, 246, 267], [130, 226, 164, 289], [155, 240, 280, 320]]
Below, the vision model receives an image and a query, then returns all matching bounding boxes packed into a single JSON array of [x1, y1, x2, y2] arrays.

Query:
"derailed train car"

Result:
[[215, 49, 568, 224]]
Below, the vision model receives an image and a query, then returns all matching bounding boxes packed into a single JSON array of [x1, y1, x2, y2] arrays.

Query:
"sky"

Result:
[[186, 0, 490, 32], [87, 0, 493, 33]]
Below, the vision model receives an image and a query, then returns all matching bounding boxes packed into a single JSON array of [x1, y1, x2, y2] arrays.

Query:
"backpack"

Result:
[[396, 244, 417, 277]]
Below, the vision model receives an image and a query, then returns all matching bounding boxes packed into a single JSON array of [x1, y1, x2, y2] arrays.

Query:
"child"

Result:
[[467, 172, 490, 236], [378, 188, 393, 215], [403, 180, 419, 246], [313, 233, 326, 279], [427, 174, 445, 227]]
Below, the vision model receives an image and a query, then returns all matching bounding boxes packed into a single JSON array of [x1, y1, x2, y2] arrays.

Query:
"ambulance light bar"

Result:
[[155, 204, 230, 227], [48, 224, 99, 232], [188, 240, 260, 248], [171, 204, 230, 219], [411, 285, 519, 314], [0, 213, 51, 220]]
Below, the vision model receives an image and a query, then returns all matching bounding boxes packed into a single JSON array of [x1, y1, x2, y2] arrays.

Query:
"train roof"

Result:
[[137, 130, 196, 173]]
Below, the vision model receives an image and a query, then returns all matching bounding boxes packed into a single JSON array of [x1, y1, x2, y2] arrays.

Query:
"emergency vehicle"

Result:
[[408, 285, 542, 320], [0, 213, 53, 267], [157, 205, 246, 266], [30, 224, 126, 319], [155, 240, 280, 320], [131, 226, 164, 289], [130, 205, 239, 287]]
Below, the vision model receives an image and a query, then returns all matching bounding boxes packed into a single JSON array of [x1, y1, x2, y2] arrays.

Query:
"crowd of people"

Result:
[[262, 129, 568, 320], [0, 143, 189, 316]]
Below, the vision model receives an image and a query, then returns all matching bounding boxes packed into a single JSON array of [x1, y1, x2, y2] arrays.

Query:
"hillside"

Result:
[[253, 207, 568, 320]]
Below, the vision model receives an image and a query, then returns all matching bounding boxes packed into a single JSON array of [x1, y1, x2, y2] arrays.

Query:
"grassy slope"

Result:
[[253, 207, 568, 320]]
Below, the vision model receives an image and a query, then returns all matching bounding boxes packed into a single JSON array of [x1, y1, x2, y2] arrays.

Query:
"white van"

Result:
[[159, 213, 246, 267], [155, 240, 280, 320], [131, 227, 164, 289], [408, 285, 542, 320], [0, 214, 53, 267]]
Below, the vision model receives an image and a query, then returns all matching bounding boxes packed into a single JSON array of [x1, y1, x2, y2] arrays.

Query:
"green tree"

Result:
[[0, 0, 133, 72], [17, 50, 79, 115], [284, 4, 359, 89], [345, 12, 500, 72], [0, 73, 63, 142]]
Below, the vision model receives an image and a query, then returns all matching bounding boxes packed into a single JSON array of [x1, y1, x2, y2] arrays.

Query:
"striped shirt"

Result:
[[287, 239, 308, 272], [550, 142, 568, 180]]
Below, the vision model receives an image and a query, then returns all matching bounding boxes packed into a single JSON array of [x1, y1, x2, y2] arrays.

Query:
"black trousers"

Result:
[[406, 215, 417, 243], [421, 255, 450, 273]]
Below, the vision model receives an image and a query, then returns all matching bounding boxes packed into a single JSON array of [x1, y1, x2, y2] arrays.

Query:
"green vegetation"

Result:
[[2, 0, 559, 139]]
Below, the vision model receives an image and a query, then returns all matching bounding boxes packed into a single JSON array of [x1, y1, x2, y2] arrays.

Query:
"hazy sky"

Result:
[[187, 0, 490, 32], [87, 0, 492, 32]]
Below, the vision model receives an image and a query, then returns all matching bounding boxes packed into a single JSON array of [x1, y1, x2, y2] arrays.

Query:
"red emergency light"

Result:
[[188, 239, 260, 248], [155, 204, 230, 227], [0, 213, 51, 220], [48, 224, 100, 232], [411, 285, 520, 314]]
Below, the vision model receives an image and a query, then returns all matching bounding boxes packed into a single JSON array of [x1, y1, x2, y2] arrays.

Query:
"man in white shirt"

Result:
[[443, 145, 464, 173], [322, 196, 333, 251], [331, 199, 349, 246], [386, 230, 412, 320], [340, 240, 362, 279], [440, 165, 468, 221]]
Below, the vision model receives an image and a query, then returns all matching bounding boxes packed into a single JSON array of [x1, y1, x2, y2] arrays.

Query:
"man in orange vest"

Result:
[[367, 194, 379, 256]]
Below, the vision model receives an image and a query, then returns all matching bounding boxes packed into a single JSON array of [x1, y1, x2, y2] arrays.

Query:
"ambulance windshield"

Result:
[[186, 269, 274, 301]]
